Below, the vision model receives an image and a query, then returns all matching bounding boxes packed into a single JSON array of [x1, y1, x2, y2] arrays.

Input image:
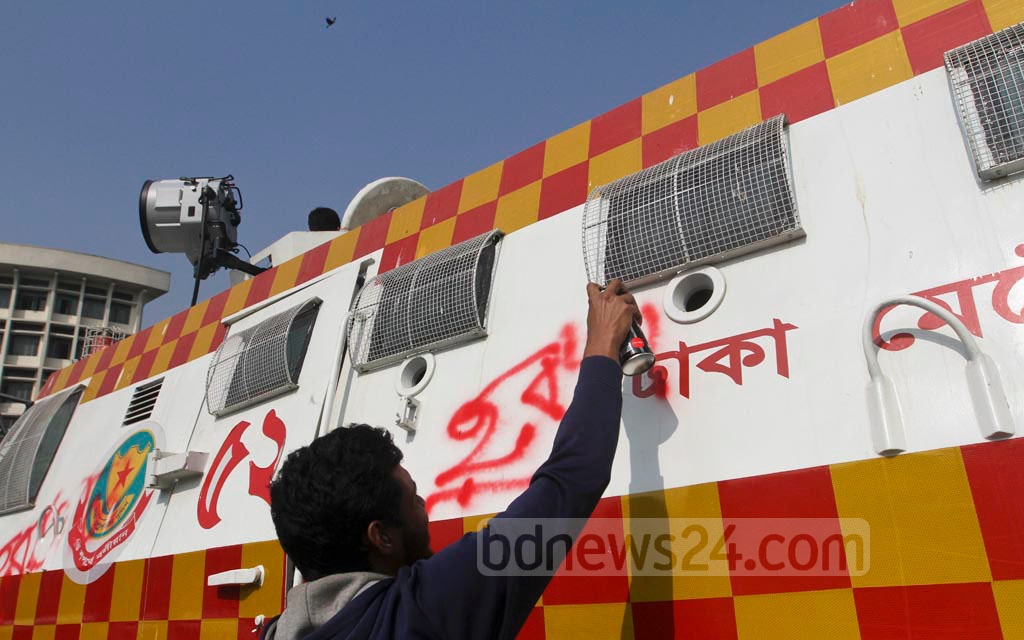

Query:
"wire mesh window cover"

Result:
[[0, 386, 84, 515], [205, 298, 321, 416], [348, 230, 504, 371], [946, 23, 1024, 180], [582, 114, 801, 287], [123, 378, 163, 426]]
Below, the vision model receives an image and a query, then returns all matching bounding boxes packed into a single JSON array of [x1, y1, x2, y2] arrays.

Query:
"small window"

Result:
[[50, 324, 75, 336], [8, 335, 39, 357], [55, 293, 79, 316], [11, 322, 43, 332], [47, 338, 73, 360], [582, 114, 801, 287], [18, 277, 50, 289], [0, 387, 83, 514], [110, 302, 132, 325], [4, 368, 37, 379], [15, 291, 47, 312], [111, 289, 135, 302], [945, 23, 1024, 180], [84, 286, 107, 297], [57, 279, 81, 292], [81, 297, 106, 320], [1, 380, 34, 402], [0, 288, 10, 308], [205, 298, 322, 416], [348, 231, 503, 371]]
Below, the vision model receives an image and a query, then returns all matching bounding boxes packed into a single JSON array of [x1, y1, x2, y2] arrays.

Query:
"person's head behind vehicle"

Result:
[[270, 424, 431, 580]]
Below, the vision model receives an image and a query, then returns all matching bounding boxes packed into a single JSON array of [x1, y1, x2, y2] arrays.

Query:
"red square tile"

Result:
[[632, 598, 739, 640], [819, 0, 899, 57], [66, 357, 89, 385], [853, 582, 1002, 639], [760, 61, 835, 124], [244, 267, 277, 308], [378, 234, 420, 274], [696, 48, 758, 110], [108, 621, 139, 640], [516, 607, 545, 640], [717, 465, 850, 596], [642, 115, 698, 167], [55, 625, 81, 640], [428, 517, 465, 553], [589, 99, 642, 158], [296, 240, 331, 285], [164, 310, 189, 342], [167, 619, 201, 640], [12, 627, 32, 640], [902, 0, 991, 75], [98, 363, 123, 397], [542, 497, 630, 605], [126, 327, 152, 360], [538, 162, 589, 221], [134, 348, 158, 384], [452, 202, 498, 244], [201, 289, 231, 326], [83, 563, 115, 622], [203, 545, 243, 619], [962, 438, 1024, 580], [34, 569, 63, 624], [0, 574, 21, 624], [420, 181, 464, 229], [168, 333, 197, 370], [211, 322, 228, 352], [500, 142, 546, 196], [351, 209, 394, 258], [93, 343, 117, 374], [141, 555, 173, 620]]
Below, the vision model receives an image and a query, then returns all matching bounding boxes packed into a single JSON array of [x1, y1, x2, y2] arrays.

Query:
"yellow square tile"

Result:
[[830, 448, 991, 587], [144, 318, 170, 353], [30, 626, 54, 640], [734, 589, 860, 640], [137, 620, 167, 640], [56, 574, 87, 624], [755, 19, 825, 86], [81, 369, 107, 403], [698, 91, 763, 145], [200, 619, 239, 639], [116, 356, 141, 391], [984, 0, 1024, 30], [642, 74, 697, 135], [109, 559, 145, 621], [544, 121, 592, 177], [188, 322, 220, 361], [994, 580, 1024, 640], [588, 139, 642, 192], [892, 0, 965, 26], [386, 199, 426, 244], [415, 217, 457, 259], [109, 337, 134, 367], [622, 483, 732, 601], [79, 352, 101, 381], [458, 162, 504, 213], [324, 229, 361, 271], [222, 278, 254, 318], [493, 182, 542, 235], [240, 540, 286, 618], [151, 340, 177, 378], [181, 300, 210, 336], [463, 512, 498, 534], [14, 571, 41, 625], [544, 602, 634, 640], [826, 31, 913, 106], [79, 623, 109, 640], [53, 367, 73, 394], [168, 550, 205, 620], [0, 625, 11, 640], [269, 255, 304, 297]]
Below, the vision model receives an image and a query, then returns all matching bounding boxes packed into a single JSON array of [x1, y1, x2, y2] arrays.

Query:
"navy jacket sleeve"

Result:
[[406, 355, 623, 640]]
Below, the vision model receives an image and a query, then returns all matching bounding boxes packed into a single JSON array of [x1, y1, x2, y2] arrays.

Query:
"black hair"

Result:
[[308, 207, 341, 231], [270, 424, 404, 580]]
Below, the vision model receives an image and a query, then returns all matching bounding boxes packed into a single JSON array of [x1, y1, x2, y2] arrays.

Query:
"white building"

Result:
[[0, 243, 170, 432]]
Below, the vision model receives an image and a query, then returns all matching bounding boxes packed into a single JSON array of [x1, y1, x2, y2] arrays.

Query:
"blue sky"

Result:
[[1, 0, 842, 325]]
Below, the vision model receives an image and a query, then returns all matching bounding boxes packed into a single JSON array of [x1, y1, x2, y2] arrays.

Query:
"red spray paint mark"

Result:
[[0, 494, 70, 577]]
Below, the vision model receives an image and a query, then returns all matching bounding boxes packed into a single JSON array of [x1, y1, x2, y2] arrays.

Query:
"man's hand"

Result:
[[583, 279, 642, 362]]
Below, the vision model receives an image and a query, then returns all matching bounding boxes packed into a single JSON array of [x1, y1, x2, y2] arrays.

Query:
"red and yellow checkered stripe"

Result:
[[37, 0, 1024, 404], [2, 437, 1021, 638]]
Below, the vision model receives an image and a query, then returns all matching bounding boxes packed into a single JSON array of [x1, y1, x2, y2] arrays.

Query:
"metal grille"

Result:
[[205, 298, 321, 416], [582, 114, 801, 286], [348, 230, 503, 371], [946, 22, 1024, 180], [123, 378, 163, 426], [82, 326, 127, 359], [0, 386, 83, 515]]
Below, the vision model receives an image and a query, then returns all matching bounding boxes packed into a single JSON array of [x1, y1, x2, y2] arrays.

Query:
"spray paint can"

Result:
[[619, 320, 655, 376]]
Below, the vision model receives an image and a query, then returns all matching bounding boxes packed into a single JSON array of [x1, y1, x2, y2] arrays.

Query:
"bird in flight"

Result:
[[325, 16, 337, 28]]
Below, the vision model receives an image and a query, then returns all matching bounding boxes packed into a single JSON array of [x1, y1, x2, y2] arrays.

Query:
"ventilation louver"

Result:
[[348, 230, 503, 371], [945, 22, 1024, 180], [582, 114, 801, 287], [123, 378, 163, 426], [205, 298, 321, 416], [0, 386, 83, 515]]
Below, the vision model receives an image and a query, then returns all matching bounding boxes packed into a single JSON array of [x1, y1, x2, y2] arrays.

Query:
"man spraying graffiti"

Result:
[[264, 280, 640, 640]]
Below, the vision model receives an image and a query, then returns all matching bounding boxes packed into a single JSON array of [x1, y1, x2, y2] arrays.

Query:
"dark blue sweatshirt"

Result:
[[289, 356, 623, 640]]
